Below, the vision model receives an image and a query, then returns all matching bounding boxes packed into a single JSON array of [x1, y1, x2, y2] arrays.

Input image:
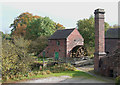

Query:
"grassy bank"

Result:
[[4, 70, 94, 83]]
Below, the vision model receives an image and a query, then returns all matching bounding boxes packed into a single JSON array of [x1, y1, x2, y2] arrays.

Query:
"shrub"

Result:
[[116, 76, 120, 85], [41, 71, 47, 75], [46, 70, 51, 74], [2, 37, 35, 81], [34, 71, 38, 75], [37, 71, 41, 74], [28, 72, 35, 77], [48, 63, 76, 73], [24, 73, 28, 77], [28, 36, 49, 55]]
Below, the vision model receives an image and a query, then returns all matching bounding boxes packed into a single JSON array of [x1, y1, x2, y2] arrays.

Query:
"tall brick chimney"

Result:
[[94, 9, 106, 72]]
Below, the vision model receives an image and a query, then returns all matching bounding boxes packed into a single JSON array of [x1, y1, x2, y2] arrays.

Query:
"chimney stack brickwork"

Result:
[[94, 9, 106, 72]]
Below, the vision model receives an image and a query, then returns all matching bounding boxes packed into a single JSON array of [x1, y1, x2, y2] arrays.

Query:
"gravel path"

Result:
[[20, 76, 108, 83], [18, 65, 115, 83], [21, 76, 72, 83]]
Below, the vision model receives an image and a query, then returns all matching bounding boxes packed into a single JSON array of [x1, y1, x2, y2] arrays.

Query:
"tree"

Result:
[[25, 17, 64, 40], [77, 15, 110, 55], [112, 24, 119, 28], [10, 12, 40, 36], [2, 36, 34, 80], [28, 36, 48, 55], [55, 23, 65, 30], [0, 31, 11, 40], [10, 12, 65, 38]]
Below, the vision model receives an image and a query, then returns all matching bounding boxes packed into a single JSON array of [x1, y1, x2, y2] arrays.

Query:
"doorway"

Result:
[[109, 69, 113, 77], [55, 52, 59, 60]]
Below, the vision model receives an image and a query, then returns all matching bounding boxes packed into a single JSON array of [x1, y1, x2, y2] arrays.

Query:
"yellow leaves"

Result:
[[2, 38, 34, 81]]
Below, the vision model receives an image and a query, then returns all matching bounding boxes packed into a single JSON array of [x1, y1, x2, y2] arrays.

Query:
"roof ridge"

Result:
[[58, 28, 75, 30]]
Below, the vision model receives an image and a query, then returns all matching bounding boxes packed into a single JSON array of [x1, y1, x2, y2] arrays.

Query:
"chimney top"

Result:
[[94, 8, 105, 14]]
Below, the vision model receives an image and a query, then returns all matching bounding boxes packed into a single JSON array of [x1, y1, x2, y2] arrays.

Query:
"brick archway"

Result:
[[69, 45, 87, 58]]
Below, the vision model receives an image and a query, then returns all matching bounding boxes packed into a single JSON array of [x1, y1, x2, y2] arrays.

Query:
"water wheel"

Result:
[[70, 46, 87, 58]]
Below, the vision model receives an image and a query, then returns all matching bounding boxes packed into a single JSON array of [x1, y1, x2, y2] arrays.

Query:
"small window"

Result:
[[74, 39, 76, 41], [57, 41, 60, 45], [99, 59, 102, 67]]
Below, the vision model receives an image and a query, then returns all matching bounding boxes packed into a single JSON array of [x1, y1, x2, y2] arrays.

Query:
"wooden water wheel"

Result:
[[70, 46, 87, 58]]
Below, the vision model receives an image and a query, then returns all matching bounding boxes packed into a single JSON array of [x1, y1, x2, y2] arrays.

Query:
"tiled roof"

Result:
[[105, 28, 120, 38], [48, 28, 75, 39]]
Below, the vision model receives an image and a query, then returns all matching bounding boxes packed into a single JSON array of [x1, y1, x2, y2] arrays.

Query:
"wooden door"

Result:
[[55, 52, 59, 60]]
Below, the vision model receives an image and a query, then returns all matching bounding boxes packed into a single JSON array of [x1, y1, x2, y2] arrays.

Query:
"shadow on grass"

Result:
[[87, 69, 115, 82]]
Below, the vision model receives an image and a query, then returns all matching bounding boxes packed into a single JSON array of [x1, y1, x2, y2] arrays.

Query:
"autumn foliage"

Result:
[[10, 12, 64, 37], [10, 12, 40, 36]]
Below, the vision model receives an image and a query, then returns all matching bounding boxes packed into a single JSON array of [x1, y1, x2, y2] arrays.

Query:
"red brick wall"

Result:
[[39, 39, 66, 58], [105, 38, 120, 55], [99, 51, 120, 77], [39, 29, 84, 59], [94, 9, 106, 72], [95, 14, 105, 53], [66, 29, 84, 57]]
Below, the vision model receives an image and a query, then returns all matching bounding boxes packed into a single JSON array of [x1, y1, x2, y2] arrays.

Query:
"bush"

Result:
[[2, 36, 35, 81], [41, 71, 47, 75], [34, 71, 38, 75], [116, 76, 120, 85], [37, 71, 41, 74], [48, 63, 76, 73], [28, 72, 35, 77], [28, 36, 49, 55], [46, 70, 51, 74]]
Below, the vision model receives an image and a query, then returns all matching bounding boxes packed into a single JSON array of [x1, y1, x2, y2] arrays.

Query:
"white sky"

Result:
[[0, 0, 119, 33]]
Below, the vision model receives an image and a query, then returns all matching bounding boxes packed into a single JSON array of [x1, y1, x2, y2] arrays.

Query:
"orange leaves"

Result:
[[33, 15, 40, 19], [10, 12, 35, 36], [10, 12, 65, 37], [12, 24, 27, 36], [17, 23, 21, 28], [56, 23, 65, 29], [56, 23, 63, 27]]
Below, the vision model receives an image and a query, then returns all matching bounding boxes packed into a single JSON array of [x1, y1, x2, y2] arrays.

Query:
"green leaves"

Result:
[[28, 36, 48, 55], [25, 17, 56, 40], [10, 12, 65, 39]]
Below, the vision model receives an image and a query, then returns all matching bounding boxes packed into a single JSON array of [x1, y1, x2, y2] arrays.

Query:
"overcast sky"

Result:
[[0, 1, 118, 33]]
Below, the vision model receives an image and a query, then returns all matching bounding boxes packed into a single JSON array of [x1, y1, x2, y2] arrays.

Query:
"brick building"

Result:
[[94, 8, 120, 77], [105, 28, 120, 55], [39, 28, 84, 61]]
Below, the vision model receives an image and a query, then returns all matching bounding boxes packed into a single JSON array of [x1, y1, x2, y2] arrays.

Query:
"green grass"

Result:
[[4, 70, 95, 83], [52, 70, 93, 78]]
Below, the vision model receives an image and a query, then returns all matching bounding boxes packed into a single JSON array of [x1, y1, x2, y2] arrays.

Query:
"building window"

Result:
[[99, 59, 102, 67], [74, 39, 76, 41], [57, 41, 60, 45]]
